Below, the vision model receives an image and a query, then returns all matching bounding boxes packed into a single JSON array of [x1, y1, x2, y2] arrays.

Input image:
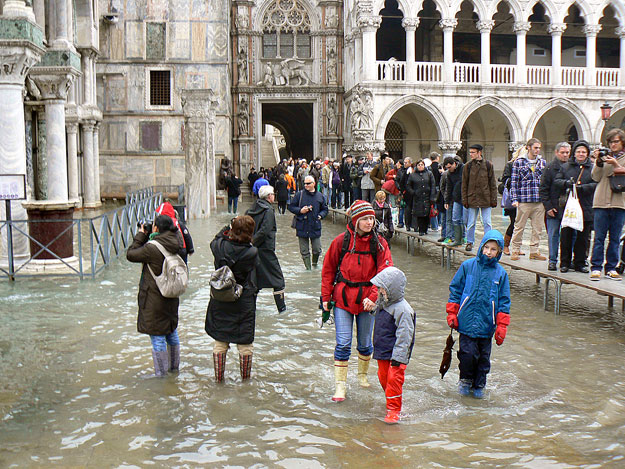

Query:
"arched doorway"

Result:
[[458, 105, 513, 168], [381, 103, 441, 159], [261, 102, 314, 162]]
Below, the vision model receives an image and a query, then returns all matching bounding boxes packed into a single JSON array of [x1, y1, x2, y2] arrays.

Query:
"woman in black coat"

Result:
[[225, 171, 243, 214], [553, 140, 597, 273], [274, 173, 289, 214], [205, 215, 259, 381], [373, 190, 394, 248], [406, 159, 436, 235]]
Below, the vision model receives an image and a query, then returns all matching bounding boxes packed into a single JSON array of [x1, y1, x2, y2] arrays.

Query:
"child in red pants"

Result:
[[371, 267, 416, 424]]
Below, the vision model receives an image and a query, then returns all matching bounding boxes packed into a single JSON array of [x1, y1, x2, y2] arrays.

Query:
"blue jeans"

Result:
[[452, 202, 467, 239], [334, 307, 374, 361], [445, 207, 453, 238], [228, 196, 238, 213], [466, 207, 492, 244], [591, 208, 625, 272], [398, 206, 405, 226], [545, 216, 562, 264], [440, 208, 447, 237], [150, 329, 180, 352], [430, 213, 439, 230], [352, 187, 362, 203]]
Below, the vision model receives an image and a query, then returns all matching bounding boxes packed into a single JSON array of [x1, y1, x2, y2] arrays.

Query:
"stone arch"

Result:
[[523, 0, 559, 23], [451, 97, 523, 142], [373, 0, 411, 17], [525, 98, 592, 141], [253, 0, 321, 32], [375, 95, 450, 142], [597, 0, 625, 27], [593, 99, 625, 142], [413, 0, 450, 18], [488, 0, 523, 22], [561, 0, 595, 24], [450, 0, 489, 22]]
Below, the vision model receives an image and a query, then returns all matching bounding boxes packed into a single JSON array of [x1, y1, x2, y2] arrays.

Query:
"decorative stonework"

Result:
[[262, 0, 311, 33], [513, 22, 531, 34], [325, 9, 339, 29], [258, 58, 314, 86], [326, 40, 337, 84], [583, 25, 602, 37], [616, 26, 625, 38], [477, 20, 495, 33], [237, 94, 249, 136], [348, 85, 373, 134], [357, 16, 381, 31], [0, 50, 40, 84], [439, 19, 458, 31], [237, 44, 248, 84], [146, 22, 166, 60], [508, 141, 525, 152], [548, 23, 567, 35], [30, 73, 74, 100], [402, 18, 420, 31], [438, 140, 462, 152], [327, 94, 337, 135], [181, 89, 218, 121]]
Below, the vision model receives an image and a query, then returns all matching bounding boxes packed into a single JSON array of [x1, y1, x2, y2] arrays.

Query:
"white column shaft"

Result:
[[45, 100, 69, 201], [552, 33, 562, 85], [54, 0, 69, 45], [363, 29, 376, 80], [620, 36, 625, 86], [67, 128, 79, 201], [443, 29, 454, 83], [516, 32, 527, 84], [405, 29, 416, 81], [93, 126, 101, 201], [481, 31, 490, 83], [82, 125, 96, 206], [586, 34, 597, 86]]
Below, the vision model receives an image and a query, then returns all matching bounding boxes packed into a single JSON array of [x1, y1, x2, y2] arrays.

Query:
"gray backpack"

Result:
[[147, 240, 189, 298]]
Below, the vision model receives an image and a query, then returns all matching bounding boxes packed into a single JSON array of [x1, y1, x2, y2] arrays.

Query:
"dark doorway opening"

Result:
[[262, 102, 314, 160]]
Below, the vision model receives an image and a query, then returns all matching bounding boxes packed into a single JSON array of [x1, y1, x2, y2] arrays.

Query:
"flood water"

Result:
[[2, 202, 625, 468]]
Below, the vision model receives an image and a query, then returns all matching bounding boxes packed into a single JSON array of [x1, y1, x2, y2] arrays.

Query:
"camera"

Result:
[[137, 218, 153, 233], [598, 147, 610, 159]]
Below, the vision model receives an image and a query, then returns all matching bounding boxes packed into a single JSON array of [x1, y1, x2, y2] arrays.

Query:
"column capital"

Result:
[[513, 21, 531, 33], [181, 89, 219, 122], [616, 26, 625, 38], [438, 140, 462, 152], [439, 18, 458, 32], [82, 120, 96, 132], [548, 23, 567, 36], [30, 73, 74, 100], [0, 48, 42, 86], [402, 18, 420, 31], [508, 141, 525, 153], [357, 15, 381, 31], [477, 20, 495, 33], [583, 24, 602, 37], [66, 121, 79, 134]]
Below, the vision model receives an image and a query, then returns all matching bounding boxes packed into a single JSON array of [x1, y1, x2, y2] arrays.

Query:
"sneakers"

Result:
[[472, 387, 485, 399], [606, 270, 622, 281], [465, 243, 473, 252], [510, 252, 521, 261], [458, 379, 472, 396], [529, 252, 547, 261], [384, 409, 400, 425], [548, 262, 557, 271], [590, 270, 601, 281], [442, 238, 452, 245]]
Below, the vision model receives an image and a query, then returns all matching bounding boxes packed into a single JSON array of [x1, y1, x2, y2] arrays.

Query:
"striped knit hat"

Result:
[[348, 200, 375, 225]]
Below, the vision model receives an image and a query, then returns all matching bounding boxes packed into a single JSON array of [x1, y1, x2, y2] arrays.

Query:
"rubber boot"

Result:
[[357, 353, 371, 388], [332, 360, 348, 402], [450, 225, 463, 246], [384, 409, 400, 425], [273, 290, 286, 313], [168, 344, 180, 372], [240, 353, 253, 380], [213, 352, 226, 382], [503, 234, 511, 256], [458, 378, 472, 396], [312, 253, 320, 268], [303, 255, 312, 271], [151, 350, 169, 378]]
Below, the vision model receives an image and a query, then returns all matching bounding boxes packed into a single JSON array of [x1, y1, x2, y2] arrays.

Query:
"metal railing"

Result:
[[0, 192, 163, 280]]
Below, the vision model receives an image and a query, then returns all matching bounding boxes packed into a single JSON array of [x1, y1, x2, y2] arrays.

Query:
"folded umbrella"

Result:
[[439, 328, 455, 379]]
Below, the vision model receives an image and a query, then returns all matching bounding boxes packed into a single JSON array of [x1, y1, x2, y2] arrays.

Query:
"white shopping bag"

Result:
[[391, 207, 399, 226], [561, 185, 584, 232]]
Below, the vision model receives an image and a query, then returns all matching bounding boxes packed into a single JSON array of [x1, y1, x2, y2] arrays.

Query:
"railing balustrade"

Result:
[[562, 67, 585, 86], [597, 68, 619, 87], [527, 66, 551, 85], [414, 61, 443, 82], [491, 65, 516, 84], [377, 60, 406, 81], [454, 63, 480, 83]]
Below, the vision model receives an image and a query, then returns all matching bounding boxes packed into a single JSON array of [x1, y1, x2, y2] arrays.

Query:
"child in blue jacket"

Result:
[[371, 267, 416, 424], [446, 229, 511, 398]]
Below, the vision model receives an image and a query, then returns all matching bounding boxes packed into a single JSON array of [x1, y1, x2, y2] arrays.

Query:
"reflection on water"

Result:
[[1, 204, 625, 467]]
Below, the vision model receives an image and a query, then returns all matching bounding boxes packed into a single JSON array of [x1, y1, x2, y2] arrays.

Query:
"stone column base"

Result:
[[22, 201, 75, 259]]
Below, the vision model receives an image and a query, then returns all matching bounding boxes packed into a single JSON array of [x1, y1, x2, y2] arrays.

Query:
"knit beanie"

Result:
[[348, 200, 375, 225], [571, 139, 590, 156]]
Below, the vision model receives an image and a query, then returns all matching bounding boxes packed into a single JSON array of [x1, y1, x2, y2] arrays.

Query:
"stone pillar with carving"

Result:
[[402, 18, 419, 82], [93, 122, 101, 202], [0, 14, 44, 263], [514, 21, 530, 85], [440, 19, 457, 83], [549, 23, 566, 86], [438, 140, 462, 159], [584, 24, 601, 86], [358, 16, 381, 81], [477, 20, 494, 84], [66, 121, 79, 203], [82, 120, 96, 207], [181, 89, 218, 219]]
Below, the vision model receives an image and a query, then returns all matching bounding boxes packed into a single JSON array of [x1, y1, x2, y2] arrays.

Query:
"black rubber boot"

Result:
[[303, 256, 312, 270], [273, 290, 286, 313], [168, 344, 180, 372], [312, 253, 320, 268]]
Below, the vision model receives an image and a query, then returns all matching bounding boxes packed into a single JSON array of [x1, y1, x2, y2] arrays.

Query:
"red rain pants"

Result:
[[377, 360, 406, 411]]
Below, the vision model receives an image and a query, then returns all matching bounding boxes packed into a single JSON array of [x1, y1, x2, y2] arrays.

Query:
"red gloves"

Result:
[[494, 312, 510, 346], [446, 302, 459, 329]]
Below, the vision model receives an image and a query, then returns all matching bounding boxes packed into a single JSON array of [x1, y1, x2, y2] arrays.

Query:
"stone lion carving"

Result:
[[277, 58, 312, 86]]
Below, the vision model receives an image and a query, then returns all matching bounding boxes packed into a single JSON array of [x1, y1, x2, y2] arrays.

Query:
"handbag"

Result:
[[561, 185, 584, 232], [609, 174, 625, 193], [209, 265, 243, 302], [501, 186, 514, 209], [429, 205, 438, 218], [291, 191, 304, 229]]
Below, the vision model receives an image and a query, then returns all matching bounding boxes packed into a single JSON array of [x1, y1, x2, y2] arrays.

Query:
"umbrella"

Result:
[[439, 328, 455, 379]]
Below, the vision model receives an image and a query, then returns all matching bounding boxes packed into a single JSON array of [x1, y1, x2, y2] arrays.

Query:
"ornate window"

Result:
[[262, 0, 311, 59]]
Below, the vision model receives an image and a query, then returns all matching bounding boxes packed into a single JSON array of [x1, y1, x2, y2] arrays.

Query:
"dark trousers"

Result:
[[277, 200, 287, 214], [331, 186, 341, 208], [560, 221, 592, 268], [343, 188, 353, 209], [352, 187, 362, 202], [505, 208, 517, 237], [458, 334, 492, 389], [404, 199, 413, 229], [415, 216, 429, 235]]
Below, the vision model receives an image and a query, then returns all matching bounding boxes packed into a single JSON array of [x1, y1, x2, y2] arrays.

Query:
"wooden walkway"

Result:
[[327, 208, 625, 315]]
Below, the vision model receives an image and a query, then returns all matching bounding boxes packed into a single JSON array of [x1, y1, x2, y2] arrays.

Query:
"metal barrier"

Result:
[[126, 185, 184, 205], [0, 193, 163, 280]]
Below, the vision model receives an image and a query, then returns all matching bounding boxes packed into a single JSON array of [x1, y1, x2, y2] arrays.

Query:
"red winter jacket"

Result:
[[321, 224, 393, 314]]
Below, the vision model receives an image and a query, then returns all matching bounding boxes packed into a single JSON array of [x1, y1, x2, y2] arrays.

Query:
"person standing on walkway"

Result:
[[321, 200, 393, 402], [246, 185, 287, 312], [126, 215, 183, 378], [399, 157, 414, 230], [252, 171, 269, 196], [539, 142, 571, 270], [509, 138, 547, 261], [205, 216, 258, 382], [288, 175, 329, 270], [360, 152, 377, 203], [462, 144, 498, 252], [225, 170, 243, 214], [429, 152, 444, 233], [443, 156, 465, 246], [589, 129, 625, 281], [341, 154, 354, 209], [275, 173, 289, 214], [373, 190, 394, 247], [406, 159, 436, 235]]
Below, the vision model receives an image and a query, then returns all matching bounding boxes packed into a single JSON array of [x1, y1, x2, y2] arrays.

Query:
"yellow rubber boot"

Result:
[[358, 353, 372, 388], [332, 360, 348, 402]]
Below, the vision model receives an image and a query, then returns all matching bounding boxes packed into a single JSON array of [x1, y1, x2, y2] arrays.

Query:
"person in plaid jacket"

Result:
[[509, 138, 547, 261]]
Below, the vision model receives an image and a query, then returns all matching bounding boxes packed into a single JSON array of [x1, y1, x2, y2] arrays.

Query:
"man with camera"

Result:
[[589, 128, 625, 281]]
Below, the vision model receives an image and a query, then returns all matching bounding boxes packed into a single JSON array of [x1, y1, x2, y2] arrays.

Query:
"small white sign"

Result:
[[0, 174, 26, 200]]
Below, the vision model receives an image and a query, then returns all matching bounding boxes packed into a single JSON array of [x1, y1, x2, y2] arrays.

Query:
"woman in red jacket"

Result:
[[321, 200, 393, 401]]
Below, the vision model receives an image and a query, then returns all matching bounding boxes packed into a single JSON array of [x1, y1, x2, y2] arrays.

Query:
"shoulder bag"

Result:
[[291, 191, 304, 229], [609, 174, 625, 193], [210, 264, 243, 302]]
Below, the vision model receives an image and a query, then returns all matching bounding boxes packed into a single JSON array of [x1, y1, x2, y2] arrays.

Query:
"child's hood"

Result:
[[371, 266, 405, 304], [477, 229, 504, 265]]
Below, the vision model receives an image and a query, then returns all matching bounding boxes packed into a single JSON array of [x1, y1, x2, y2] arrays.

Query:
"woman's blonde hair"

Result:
[[375, 190, 386, 201]]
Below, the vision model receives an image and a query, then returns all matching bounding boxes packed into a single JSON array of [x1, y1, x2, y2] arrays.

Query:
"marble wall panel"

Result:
[[171, 158, 185, 183], [140, 121, 162, 151], [146, 22, 166, 60], [125, 21, 144, 59], [105, 122, 127, 151], [185, 72, 207, 89], [155, 158, 169, 175], [169, 22, 191, 60], [191, 22, 206, 61], [123, 0, 146, 20], [126, 121, 139, 151], [162, 119, 182, 153], [147, 0, 169, 21], [190, 0, 209, 20], [102, 156, 153, 192], [105, 75, 127, 110], [169, 0, 190, 22], [205, 23, 228, 59], [127, 68, 145, 111]]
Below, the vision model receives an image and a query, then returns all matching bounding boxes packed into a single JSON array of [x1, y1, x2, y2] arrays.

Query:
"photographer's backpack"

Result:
[[147, 240, 189, 298]]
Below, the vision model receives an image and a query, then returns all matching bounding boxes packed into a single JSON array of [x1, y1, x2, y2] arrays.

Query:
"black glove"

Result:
[[390, 360, 401, 367], [565, 179, 574, 189]]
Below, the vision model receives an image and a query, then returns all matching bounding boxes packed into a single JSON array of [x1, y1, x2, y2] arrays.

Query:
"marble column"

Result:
[[478, 20, 494, 84], [3, 0, 36, 21], [402, 18, 419, 81], [33, 0, 45, 30], [66, 122, 79, 203], [618, 27, 625, 86], [35, 109, 47, 200], [440, 19, 457, 83], [549, 23, 566, 86], [514, 21, 530, 84], [82, 121, 96, 208], [584, 25, 601, 86], [354, 33, 362, 84], [358, 16, 381, 81], [181, 89, 218, 218], [52, 0, 70, 49], [93, 122, 101, 202], [438, 140, 462, 159]]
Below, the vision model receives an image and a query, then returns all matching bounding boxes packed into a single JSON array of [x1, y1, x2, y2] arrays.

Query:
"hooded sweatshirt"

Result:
[[448, 230, 511, 339], [371, 267, 416, 364]]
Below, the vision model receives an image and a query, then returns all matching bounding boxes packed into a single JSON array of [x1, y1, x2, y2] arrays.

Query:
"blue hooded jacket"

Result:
[[448, 229, 511, 339]]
